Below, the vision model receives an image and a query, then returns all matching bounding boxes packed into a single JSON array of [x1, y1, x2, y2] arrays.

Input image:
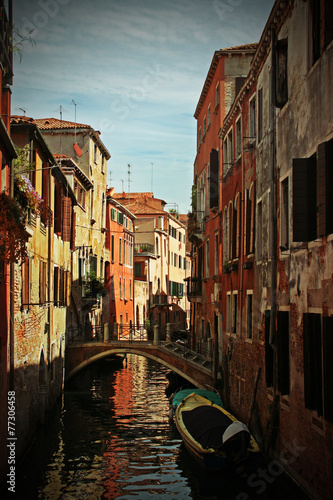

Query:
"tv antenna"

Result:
[[19, 107, 26, 116]]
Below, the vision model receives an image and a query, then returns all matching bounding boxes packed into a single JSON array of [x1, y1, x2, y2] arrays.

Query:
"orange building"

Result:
[[106, 189, 135, 335]]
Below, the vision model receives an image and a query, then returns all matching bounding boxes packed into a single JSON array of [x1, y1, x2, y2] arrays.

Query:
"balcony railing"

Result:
[[186, 277, 202, 298], [134, 243, 155, 254], [150, 294, 171, 306], [188, 211, 205, 242]]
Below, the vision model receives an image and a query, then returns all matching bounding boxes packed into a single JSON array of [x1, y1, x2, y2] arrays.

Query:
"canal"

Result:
[[15, 355, 310, 499]]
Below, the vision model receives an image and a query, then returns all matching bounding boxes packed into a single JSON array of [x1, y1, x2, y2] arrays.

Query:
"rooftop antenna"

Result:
[[72, 100, 77, 143], [128, 164, 131, 205], [59, 105, 63, 165], [121, 179, 124, 192], [19, 107, 26, 116]]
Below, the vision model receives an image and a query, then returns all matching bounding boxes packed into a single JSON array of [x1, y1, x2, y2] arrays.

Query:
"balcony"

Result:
[[134, 243, 155, 255], [150, 294, 171, 307], [186, 277, 202, 302], [188, 211, 205, 244]]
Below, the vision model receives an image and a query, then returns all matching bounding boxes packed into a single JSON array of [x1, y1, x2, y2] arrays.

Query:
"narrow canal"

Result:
[[15, 355, 310, 499]]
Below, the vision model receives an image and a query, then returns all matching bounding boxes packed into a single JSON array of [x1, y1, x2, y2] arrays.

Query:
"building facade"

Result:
[[188, 44, 257, 361], [34, 118, 111, 341], [205, 1, 333, 498], [0, 0, 16, 485], [9, 117, 76, 467], [106, 189, 135, 335]]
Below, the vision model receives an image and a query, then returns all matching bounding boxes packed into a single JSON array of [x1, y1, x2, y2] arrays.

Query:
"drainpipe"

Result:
[[268, 29, 277, 390]]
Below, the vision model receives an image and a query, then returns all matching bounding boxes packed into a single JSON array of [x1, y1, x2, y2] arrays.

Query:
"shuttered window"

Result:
[[292, 156, 317, 242], [275, 38, 288, 108], [277, 311, 290, 395], [293, 139, 333, 241], [209, 148, 219, 210], [265, 311, 274, 388]]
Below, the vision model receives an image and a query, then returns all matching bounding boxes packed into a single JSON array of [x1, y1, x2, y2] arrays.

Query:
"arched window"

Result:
[[234, 193, 241, 259]]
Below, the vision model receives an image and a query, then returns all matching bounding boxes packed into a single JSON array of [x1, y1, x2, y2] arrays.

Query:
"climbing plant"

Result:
[[0, 191, 28, 263]]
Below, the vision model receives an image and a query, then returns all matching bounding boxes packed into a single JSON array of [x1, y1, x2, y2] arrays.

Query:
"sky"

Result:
[[12, 0, 275, 214]]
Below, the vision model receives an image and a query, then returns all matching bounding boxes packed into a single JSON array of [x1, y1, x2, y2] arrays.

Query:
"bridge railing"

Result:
[[67, 323, 213, 366]]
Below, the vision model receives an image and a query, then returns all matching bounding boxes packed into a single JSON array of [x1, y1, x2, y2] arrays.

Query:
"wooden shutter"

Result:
[[277, 311, 290, 395], [323, 316, 333, 422], [265, 310, 274, 388], [303, 313, 323, 415], [54, 266, 60, 306], [70, 210, 76, 251], [62, 196, 71, 242], [275, 38, 288, 108], [292, 157, 317, 242], [317, 140, 333, 237], [209, 149, 219, 209], [54, 181, 62, 235]]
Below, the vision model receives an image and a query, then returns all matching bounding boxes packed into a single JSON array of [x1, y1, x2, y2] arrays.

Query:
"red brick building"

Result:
[[188, 44, 257, 364], [106, 189, 135, 334]]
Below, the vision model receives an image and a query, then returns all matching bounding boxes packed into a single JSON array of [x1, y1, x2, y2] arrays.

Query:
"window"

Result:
[[203, 116, 207, 136], [111, 208, 116, 221], [245, 183, 256, 255], [223, 129, 233, 174], [208, 105, 211, 128], [257, 87, 263, 143], [232, 292, 238, 334], [257, 200, 263, 260], [134, 262, 141, 278], [223, 206, 230, 264], [124, 278, 126, 300], [280, 177, 289, 250], [22, 258, 30, 311], [277, 311, 290, 395], [293, 140, 333, 241], [233, 194, 241, 259], [111, 234, 114, 261], [101, 193, 105, 229], [130, 279, 132, 299], [311, 0, 333, 66], [119, 238, 122, 264], [303, 313, 333, 421], [249, 96, 256, 138], [275, 38, 288, 108], [119, 277, 122, 299], [265, 311, 273, 387], [214, 232, 219, 276], [246, 293, 253, 340], [198, 127, 202, 147], [205, 239, 209, 278], [130, 243, 133, 267], [210, 148, 219, 209], [215, 82, 219, 110], [236, 117, 242, 158], [117, 211, 124, 225], [39, 261, 47, 305], [123, 239, 126, 264], [179, 255, 182, 268], [226, 293, 231, 332]]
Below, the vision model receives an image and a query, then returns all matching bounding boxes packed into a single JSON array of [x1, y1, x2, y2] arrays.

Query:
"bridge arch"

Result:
[[65, 343, 214, 388], [65, 347, 202, 388]]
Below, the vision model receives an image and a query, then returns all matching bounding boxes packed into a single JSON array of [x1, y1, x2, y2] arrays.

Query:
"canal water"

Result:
[[14, 355, 310, 499]]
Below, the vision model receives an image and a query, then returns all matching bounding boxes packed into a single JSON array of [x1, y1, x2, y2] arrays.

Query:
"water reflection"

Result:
[[13, 355, 310, 500]]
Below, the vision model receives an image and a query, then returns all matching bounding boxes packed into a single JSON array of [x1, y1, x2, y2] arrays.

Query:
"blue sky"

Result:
[[12, 0, 274, 214]]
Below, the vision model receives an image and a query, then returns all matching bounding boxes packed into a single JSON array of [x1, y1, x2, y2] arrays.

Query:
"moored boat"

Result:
[[169, 386, 223, 420], [175, 392, 260, 471]]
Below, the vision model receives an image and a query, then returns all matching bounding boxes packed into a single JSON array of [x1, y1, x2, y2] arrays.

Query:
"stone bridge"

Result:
[[65, 340, 215, 389]]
